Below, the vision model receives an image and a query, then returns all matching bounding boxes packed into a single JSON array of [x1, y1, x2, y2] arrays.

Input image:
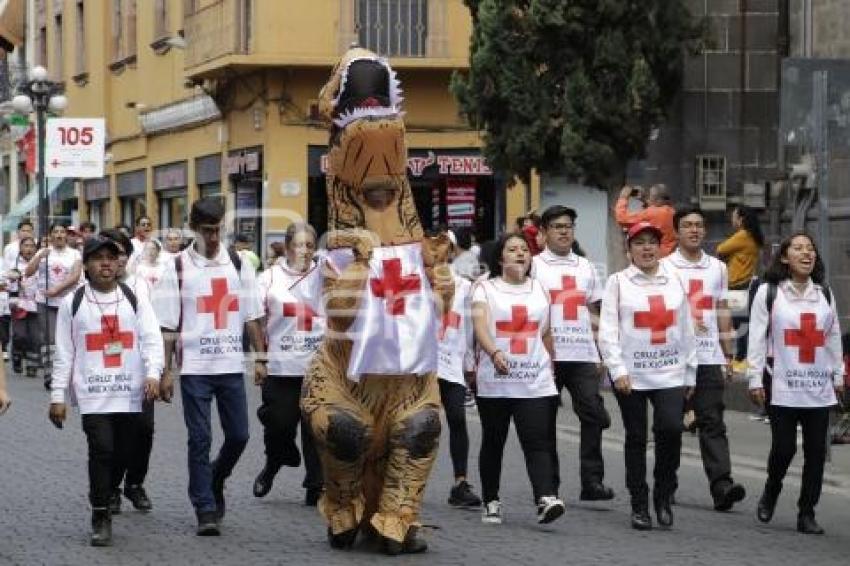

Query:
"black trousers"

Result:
[[477, 395, 559, 504], [111, 400, 155, 490], [0, 315, 10, 352], [692, 365, 734, 492], [615, 387, 685, 505], [12, 311, 41, 368], [554, 361, 610, 486], [765, 405, 830, 516], [256, 375, 322, 490], [82, 413, 137, 508], [439, 379, 470, 479]]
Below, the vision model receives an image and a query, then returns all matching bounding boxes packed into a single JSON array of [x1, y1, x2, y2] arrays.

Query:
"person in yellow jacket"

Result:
[[716, 206, 764, 370]]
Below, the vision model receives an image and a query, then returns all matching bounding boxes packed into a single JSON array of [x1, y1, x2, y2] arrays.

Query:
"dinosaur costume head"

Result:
[[319, 47, 423, 246]]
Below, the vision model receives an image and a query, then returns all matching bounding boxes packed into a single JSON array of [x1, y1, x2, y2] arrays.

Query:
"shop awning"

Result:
[[0, 0, 24, 48], [2, 178, 73, 231]]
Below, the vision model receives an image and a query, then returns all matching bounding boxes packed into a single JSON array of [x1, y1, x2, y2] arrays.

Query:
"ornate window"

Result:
[[355, 0, 428, 57]]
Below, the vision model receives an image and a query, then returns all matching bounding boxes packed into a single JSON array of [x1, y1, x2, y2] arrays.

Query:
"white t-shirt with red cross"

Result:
[[472, 277, 557, 398], [156, 244, 263, 376], [746, 280, 844, 408], [531, 248, 603, 362], [661, 249, 729, 366], [37, 246, 82, 307], [438, 275, 473, 386], [598, 264, 698, 390], [50, 282, 164, 414], [258, 258, 325, 377], [325, 243, 438, 381]]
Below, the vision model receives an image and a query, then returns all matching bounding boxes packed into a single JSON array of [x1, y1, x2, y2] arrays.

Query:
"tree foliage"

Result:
[[452, 0, 706, 187]]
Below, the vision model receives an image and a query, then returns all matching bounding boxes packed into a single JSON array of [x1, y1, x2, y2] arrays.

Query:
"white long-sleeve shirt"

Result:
[[598, 264, 697, 389], [746, 279, 843, 407], [51, 282, 164, 413]]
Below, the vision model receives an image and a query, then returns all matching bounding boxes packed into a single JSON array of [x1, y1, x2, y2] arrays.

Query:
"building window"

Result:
[[112, 0, 123, 61], [154, 0, 169, 39], [53, 13, 63, 80], [355, 0, 428, 57], [126, 0, 138, 57], [75, 1, 87, 75], [696, 155, 727, 199]]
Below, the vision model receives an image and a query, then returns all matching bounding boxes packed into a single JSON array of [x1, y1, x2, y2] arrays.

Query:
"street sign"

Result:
[[45, 118, 105, 178]]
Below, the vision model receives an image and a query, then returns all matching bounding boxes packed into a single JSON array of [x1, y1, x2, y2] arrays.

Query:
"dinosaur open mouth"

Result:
[[363, 182, 398, 210], [333, 57, 403, 129]]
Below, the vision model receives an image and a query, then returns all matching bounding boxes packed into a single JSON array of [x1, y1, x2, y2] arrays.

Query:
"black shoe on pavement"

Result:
[[124, 485, 153, 512], [381, 526, 428, 556], [305, 487, 321, 507], [327, 527, 358, 550], [108, 489, 122, 515], [797, 514, 825, 535], [580, 482, 615, 501], [757, 490, 778, 523], [25, 366, 37, 378], [196, 511, 220, 536], [253, 465, 278, 498], [448, 480, 482, 508], [631, 507, 652, 531], [653, 494, 673, 528], [713, 481, 746, 512], [90, 508, 112, 547], [211, 462, 226, 521]]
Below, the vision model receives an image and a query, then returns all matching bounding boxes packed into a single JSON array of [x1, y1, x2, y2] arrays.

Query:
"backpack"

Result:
[[71, 281, 138, 317]]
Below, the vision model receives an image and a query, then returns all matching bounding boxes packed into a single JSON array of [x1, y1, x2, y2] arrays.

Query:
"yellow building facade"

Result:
[[37, 0, 537, 251]]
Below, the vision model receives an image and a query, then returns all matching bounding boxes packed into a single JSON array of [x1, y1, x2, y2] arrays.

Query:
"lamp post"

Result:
[[11, 65, 68, 241]]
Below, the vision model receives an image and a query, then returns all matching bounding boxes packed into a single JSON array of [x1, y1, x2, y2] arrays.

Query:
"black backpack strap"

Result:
[[71, 286, 86, 317], [175, 254, 183, 293], [117, 281, 138, 313], [821, 284, 833, 306], [228, 248, 242, 277]]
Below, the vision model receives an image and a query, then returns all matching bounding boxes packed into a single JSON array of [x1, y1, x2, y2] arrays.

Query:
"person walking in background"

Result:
[[748, 232, 844, 535], [615, 184, 677, 256], [599, 222, 697, 531], [130, 216, 153, 258], [717, 205, 764, 371], [662, 208, 746, 512], [8, 237, 42, 378], [532, 205, 614, 503]]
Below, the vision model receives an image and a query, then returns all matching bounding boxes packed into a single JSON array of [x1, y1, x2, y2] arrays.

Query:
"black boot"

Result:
[[382, 526, 428, 556], [252, 464, 279, 498], [653, 493, 673, 528], [90, 508, 112, 547], [712, 480, 746, 512], [797, 513, 825, 535], [304, 487, 321, 507], [757, 488, 779, 523], [630, 499, 652, 531]]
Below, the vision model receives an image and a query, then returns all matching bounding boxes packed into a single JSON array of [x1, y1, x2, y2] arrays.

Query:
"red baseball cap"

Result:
[[626, 221, 662, 244]]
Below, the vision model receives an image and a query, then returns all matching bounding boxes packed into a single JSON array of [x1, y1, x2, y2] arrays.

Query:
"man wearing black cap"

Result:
[[49, 237, 164, 546]]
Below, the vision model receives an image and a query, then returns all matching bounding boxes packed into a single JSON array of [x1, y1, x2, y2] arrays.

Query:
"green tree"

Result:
[[452, 0, 705, 188]]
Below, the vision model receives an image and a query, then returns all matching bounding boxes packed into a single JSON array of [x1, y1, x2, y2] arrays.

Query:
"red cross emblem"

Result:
[[51, 264, 65, 277], [633, 295, 676, 345], [439, 310, 461, 340], [687, 279, 714, 323], [549, 275, 587, 321], [283, 302, 318, 332], [50, 158, 60, 168], [784, 313, 825, 364], [369, 258, 421, 316], [85, 315, 135, 368], [495, 305, 540, 354], [197, 278, 239, 329]]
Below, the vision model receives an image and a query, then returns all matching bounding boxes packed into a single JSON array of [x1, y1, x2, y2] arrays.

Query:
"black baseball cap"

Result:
[[83, 237, 121, 263]]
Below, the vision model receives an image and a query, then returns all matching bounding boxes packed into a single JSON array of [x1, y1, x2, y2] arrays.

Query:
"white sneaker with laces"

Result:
[[537, 495, 565, 524], [481, 500, 502, 524]]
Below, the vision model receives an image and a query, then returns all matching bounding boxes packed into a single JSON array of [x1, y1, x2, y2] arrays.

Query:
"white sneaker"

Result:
[[481, 500, 502, 524], [537, 496, 565, 524]]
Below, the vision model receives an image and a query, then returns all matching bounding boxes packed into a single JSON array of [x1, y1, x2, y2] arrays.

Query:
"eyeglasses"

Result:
[[548, 223, 574, 231]]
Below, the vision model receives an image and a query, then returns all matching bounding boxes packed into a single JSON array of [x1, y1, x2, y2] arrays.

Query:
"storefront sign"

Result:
[[319, 151, 493, 177], [446, 179, 476, 227], [154, 162, 188, 191], [84, 178, 110, 201], [45, 118, 106, 179]]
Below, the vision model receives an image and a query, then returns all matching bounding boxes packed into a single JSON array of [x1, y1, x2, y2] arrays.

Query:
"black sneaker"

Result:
[[580, 482, 615, 501], [108, 490, 122, 515], [712, 481, 746, 512], [90, 508, 112, 547], [196, 511, 220, 536], [25, 366, 37, 378], [448, 480, 482, 508], [124, 484, 153, 512]]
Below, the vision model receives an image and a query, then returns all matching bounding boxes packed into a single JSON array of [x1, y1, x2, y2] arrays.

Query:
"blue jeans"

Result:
[[180, 373, 250, 513]]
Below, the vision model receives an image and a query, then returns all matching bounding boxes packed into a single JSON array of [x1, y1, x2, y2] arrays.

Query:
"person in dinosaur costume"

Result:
[[301, 47, 454, 555]]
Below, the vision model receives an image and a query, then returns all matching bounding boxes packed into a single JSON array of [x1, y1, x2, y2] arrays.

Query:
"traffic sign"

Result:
[[45, 118, 105, 178]]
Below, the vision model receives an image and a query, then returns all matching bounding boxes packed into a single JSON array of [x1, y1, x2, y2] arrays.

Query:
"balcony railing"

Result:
[[339, 0, 448, 59], [184, 0, 252, 68]]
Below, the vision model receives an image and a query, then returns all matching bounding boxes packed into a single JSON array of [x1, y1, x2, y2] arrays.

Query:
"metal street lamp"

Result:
[[11, 65, 68, 241]]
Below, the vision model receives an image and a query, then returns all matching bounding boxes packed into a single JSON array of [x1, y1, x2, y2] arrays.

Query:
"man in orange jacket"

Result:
[[614, 184, 676, 256]]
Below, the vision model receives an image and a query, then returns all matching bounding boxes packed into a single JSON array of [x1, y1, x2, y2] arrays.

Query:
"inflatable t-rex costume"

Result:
[[301, 48, 453, 555]]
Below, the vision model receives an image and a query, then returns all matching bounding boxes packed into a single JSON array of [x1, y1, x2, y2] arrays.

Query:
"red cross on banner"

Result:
[[784, 313, 826, 364], [439, 310, 461, 340], [85, 315, 135, 368], [283, 302, 318, 332], [633, 295, 676, 345], [369, 258, 422, 316], [197, 278, 240, 329], [495, 305, 540, 354], [687, 279, 714, 323], [550, 275, 587, 321]]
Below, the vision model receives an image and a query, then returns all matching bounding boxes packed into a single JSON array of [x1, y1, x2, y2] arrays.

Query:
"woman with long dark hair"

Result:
[[471, 232, 564, 526], [747, 232, 844, 535]]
